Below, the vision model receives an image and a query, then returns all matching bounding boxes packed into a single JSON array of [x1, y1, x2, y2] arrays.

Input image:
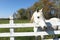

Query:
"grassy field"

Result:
[[0, 19, 35, 40], [0, 19, 9, 24], [0, 19, 59, 40]]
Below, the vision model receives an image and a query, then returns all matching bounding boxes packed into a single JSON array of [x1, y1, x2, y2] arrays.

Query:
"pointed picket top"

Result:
[[9, 16, 14, 24]]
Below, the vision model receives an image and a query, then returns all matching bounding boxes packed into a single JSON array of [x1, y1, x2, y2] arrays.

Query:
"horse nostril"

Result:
[[37, 16, 40, 18]]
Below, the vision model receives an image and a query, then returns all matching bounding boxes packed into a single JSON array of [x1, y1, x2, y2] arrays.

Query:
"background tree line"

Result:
[[13, 0, 60, 20]]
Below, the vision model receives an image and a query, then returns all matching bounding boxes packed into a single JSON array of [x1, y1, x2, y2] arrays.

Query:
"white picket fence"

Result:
[[0, 16, 60, 40]]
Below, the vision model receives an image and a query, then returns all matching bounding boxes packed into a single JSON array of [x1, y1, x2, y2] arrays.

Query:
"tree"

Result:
[[14, 0, 56, 19], [17, 8, 26, 19], [41, 0, 55, 19], [13, 12, 17, 19]]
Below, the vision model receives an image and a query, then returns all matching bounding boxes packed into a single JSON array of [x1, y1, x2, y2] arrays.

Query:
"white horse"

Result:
[[46, 18, 60, 30], [31, 8, 47, 32], [31, 8, 60, 32], [38, 8, 60, 30]]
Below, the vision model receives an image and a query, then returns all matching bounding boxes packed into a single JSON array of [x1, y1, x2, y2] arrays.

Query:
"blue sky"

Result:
[[0, 0, 38, 18]]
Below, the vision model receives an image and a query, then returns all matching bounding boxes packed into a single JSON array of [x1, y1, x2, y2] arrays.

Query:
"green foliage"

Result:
[[17, 8, 27, 19], [14, 1, 42, 20]]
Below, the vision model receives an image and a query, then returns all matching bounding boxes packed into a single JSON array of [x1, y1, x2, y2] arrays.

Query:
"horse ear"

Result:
[[40, 8, 43, 12]]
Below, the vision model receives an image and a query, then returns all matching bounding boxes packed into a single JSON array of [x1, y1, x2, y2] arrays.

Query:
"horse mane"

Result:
[[49, 18, 60, 22]]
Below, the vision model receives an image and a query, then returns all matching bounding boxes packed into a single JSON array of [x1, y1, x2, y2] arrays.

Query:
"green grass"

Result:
[[44, 35, 55, 39], [0, 19, 9, 24], [0, 19, 30, 24], [0, 28, 9, 33], [0, 37, 9, 40], [14, 27, 33, 32], [15, 36, 35, 40], [15, 36, 41, 40], [14, 19, 35, 40], [14, 19, 30, 23], [0, 19, 35, 40]]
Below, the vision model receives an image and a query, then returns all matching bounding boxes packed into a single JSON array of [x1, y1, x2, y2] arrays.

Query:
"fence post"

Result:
[[34, 25, 38, 40], [41, 35, 44, 40], [34, 24, 44, 40], [9, 16, 14, 40]]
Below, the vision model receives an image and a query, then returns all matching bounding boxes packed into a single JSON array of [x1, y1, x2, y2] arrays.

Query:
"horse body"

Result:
[[46, 18, 60, 30], [46, 18, 60, 25]]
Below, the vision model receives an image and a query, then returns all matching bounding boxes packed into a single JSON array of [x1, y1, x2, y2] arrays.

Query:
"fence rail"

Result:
[[0, 30, 60, 37], [0, 16, 60, 40], [0, 23, 34, 28]]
